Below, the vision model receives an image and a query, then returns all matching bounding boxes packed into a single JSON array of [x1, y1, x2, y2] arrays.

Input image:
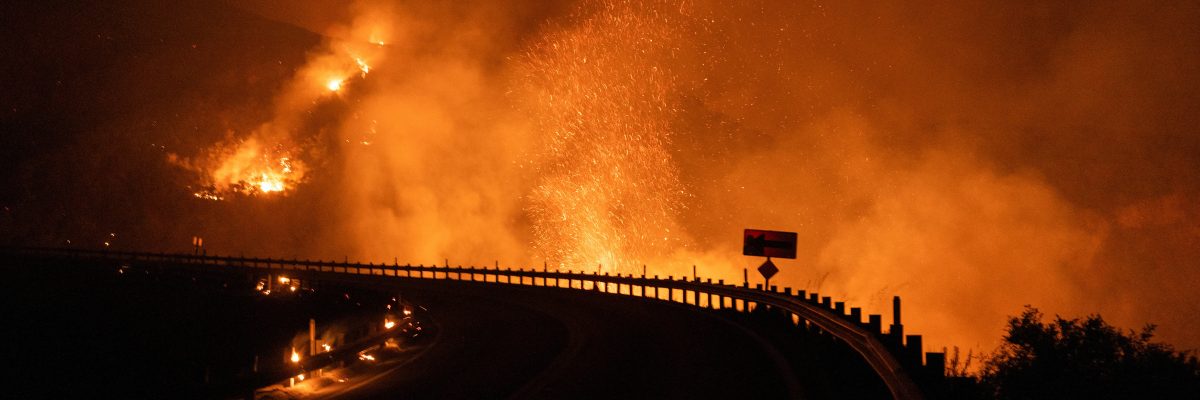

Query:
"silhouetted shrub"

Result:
[[981, 306, 1200, 399]]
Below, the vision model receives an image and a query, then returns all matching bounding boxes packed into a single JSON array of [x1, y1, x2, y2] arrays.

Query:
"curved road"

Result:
[[317, 283, 805, 399]]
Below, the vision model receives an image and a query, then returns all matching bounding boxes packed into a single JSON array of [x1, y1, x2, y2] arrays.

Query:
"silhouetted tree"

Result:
[[981, 306, 1200, 399]]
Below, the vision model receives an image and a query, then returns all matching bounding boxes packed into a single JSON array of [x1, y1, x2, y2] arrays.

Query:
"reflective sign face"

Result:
[[743, 229, 798, 259]]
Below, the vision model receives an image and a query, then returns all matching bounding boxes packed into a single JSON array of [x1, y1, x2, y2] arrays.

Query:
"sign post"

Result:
[[758, 258, 778, 288], [743, 229, 797, 289]]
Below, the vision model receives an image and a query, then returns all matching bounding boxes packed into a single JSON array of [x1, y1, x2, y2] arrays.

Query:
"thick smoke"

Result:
[[206, 0, 1200, 354]]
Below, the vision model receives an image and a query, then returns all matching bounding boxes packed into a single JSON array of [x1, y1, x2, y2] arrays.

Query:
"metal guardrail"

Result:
[[2, 246, 926, 400]]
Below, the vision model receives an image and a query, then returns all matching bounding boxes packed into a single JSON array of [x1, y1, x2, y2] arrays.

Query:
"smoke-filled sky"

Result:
[[1, 0, 1198, 356]]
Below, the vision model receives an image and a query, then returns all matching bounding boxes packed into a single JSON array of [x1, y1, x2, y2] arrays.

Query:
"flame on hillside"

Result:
[[171, 6, 387, 199]]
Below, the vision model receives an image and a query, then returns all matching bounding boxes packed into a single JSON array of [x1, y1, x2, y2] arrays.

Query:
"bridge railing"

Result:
[[3, 246, 939, 400]]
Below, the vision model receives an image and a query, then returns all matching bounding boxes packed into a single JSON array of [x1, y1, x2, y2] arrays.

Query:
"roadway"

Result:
[[312, 282, 805, 399]]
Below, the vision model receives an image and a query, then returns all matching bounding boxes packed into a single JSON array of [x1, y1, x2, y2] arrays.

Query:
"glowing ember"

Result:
[[192, 192, 223, 201], [291, 349, 300, 363], [326, 78, 343, 92], [384, 319, 395, 330], [354, 58, 370, 76], [358, 353, 375, 362], [322, 343, 331, 352], [522, 1, 690, 273], [278, 276, 290, 284], [258, 173, 285, 192]]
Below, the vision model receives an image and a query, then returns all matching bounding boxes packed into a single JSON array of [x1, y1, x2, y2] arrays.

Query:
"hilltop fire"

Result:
[[171, 19, 381, 199], [132, 0, 1200, 362]]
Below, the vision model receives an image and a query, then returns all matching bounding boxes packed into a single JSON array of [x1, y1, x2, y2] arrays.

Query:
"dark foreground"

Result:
[[329, 282, 889, 399], [0, 257, 889, 399]]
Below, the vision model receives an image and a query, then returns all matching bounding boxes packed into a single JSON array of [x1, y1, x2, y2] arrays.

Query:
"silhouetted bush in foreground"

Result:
[[980, 306, 1200, 399]]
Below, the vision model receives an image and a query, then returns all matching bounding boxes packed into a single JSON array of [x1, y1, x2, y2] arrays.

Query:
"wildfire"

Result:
[[326, 78, 344, 92], [171, 137, 307, 198], [355, 57, 370, 76], [172, 18, 387, 200], [522, 1, 690, 273], [192, 192, 223, 201], [258, 173, 285, 192]]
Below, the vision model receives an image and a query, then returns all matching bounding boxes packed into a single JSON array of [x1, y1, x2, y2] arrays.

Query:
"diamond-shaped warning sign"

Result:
[[757, 258, 778, 280]]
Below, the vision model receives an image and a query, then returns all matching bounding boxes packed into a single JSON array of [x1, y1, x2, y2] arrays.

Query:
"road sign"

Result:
[[743, 229, 797, 259], [758, 258, 778, 280]]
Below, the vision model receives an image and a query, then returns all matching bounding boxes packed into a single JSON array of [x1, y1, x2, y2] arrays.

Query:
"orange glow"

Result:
[[170, 15, 384, 199], [258, 173, 285, 192], [290, 349, 300, 363], [522, 1, 688, 274], [170, 137, 306, 197], [133, 0, 1200, 361], [192, 192, 223, 201], [384, 319, 395, 330], [354, 58, 370, 76], [326, 78, 343, 92]]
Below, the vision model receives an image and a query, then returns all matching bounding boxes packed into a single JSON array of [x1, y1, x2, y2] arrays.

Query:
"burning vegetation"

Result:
[[168, 12, 385, 199], [5, 0, 1198, 367]]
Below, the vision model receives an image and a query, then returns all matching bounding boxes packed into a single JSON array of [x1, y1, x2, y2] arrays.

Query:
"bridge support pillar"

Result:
[[905, 335, 923, 367], [868, 314, 883, 334], [890, 296, 905, 346]]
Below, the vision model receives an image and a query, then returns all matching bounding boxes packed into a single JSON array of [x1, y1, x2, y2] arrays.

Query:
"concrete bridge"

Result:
[[2, 247, 944, 399]]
